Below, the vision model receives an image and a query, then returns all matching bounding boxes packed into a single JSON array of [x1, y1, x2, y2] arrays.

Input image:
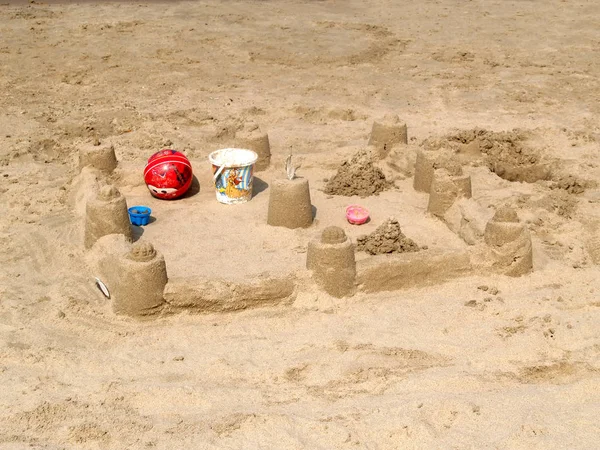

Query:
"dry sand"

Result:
[[1, 0, 600, 448]]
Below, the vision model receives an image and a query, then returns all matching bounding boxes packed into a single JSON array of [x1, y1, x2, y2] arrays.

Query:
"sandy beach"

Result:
[[1, 0, 599, 448]]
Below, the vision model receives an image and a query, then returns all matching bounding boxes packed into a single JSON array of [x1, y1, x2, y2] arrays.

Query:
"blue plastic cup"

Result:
[[128, 206, 152, 226]]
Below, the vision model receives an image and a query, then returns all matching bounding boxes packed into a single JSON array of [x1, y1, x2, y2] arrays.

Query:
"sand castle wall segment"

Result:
[[357, 249, 471, 293], [163, 276, 295, 313]]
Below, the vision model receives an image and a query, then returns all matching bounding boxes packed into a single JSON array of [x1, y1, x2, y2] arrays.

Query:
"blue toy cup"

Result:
[[128, 206, 152, 226]]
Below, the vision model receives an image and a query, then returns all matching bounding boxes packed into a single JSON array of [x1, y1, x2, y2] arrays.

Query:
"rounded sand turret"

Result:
[[112, 241, 168, 316], [84, 185, 132, 249], [484, 206, 533, 276], [306, 226, 356, 298]]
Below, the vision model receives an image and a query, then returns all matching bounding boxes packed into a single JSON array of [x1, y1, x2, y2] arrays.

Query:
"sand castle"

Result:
[[73, 118, 545, 318]]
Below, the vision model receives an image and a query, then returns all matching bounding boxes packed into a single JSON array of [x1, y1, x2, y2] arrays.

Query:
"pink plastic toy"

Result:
[[346, 205, 370, 225]]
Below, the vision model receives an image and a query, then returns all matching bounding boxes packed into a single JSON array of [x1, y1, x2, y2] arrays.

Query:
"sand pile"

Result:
[[424, 128, 551, 183], [356, 217, 420, 255], [324, 150, 389, 197]]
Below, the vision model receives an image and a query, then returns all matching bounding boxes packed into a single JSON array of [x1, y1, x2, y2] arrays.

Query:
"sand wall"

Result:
[[163, 276, 296, 313], [356, 249, 472, 293]]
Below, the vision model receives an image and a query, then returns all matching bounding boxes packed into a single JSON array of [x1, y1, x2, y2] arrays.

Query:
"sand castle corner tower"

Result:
[[234, 123, 271, 171], [368, 114, 408, 160], [306, 226, 356, 298], [84, 185, 132, 249], [112, 241, 168, 316], [484, 206, 533, 276], [413, 149, 439, 193], [79, 141, 118, 173]]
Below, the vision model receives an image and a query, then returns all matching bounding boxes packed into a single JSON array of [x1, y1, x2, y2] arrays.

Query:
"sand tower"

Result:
[[368, 114, 408, 160], [484, 206, 533, 276], [112, 241, 167, 316], [306, 226, 356, 298], [267, 155, 313, 229], [79, 141, 118, 173], [84, 185, 132, 249], [427, 166, 472, 218], [413, 149, 438, 193], [233, 123, 271, 171]]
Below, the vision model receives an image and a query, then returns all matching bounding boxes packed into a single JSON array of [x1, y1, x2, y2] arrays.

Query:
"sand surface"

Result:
[[1, 0, 600, 448]]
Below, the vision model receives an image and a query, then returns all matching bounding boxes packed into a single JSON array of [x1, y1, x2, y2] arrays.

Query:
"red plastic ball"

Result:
[[144, 150, 193, 200]]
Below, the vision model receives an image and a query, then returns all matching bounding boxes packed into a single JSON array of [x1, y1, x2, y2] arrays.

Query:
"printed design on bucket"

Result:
[[215, 166, 254, 201], [209, 148, 258, 204]]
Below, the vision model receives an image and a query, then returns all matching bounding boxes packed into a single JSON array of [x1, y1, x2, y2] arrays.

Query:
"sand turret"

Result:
[[427, 167, 472, 218], [306, 226, 356, 297], [84, 185, 132, 249], [233, 123, 271, 171], [413, 149, 439, 193], [267, 178, 313, 229], [79, 141, 118, 173], [112, 241, 167, 316], [267, 155, 313, 229], [483, 207, 533, 276], [368, 114, 408, 160]]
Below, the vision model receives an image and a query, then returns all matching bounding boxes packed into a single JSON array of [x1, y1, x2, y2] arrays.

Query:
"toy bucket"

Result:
[[209, 148, 258, 204], [128, 206, 152, 226]]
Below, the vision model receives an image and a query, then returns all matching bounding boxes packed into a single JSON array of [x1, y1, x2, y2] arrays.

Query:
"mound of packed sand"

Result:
[[324, 150, 389, 197], [356, 217, 420, 255], [424, 128, 552, 183]]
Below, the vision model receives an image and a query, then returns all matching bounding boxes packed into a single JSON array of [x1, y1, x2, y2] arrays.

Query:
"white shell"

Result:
[[95, 277, 110, 299]]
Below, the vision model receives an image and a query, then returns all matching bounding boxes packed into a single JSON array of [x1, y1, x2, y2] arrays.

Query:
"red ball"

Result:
[[144, 150, 193, 200]]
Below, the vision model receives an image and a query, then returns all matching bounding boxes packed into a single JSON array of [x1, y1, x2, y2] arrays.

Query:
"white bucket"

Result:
[[209, 148, 258, 204]]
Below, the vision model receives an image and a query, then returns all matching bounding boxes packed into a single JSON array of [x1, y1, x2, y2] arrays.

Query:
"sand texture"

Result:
[[1, 0, 600, 448]]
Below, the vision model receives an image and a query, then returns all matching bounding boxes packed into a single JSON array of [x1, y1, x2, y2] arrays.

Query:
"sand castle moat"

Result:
[[71, 117, 554, 317]]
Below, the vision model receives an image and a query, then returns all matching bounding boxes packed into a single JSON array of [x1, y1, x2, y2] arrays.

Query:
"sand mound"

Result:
[[356, 217, 420, 255], [424, 128, 551, 183], [324, 150, 389, 197]]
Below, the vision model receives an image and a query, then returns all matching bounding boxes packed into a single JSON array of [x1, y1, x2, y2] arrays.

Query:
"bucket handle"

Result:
[[213, 164, 226, 184]]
